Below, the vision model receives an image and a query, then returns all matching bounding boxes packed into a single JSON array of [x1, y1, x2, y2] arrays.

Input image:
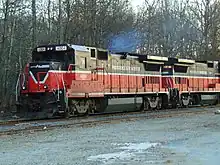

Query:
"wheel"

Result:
[[67, 104, 75, 117], [94, 98, 107, 113], [181, 95, 190, 108], [68, 100, 89, 117], [75, 100, 89, 116]]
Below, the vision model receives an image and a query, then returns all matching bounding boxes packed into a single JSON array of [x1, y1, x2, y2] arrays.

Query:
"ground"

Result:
[[0, 109, 220, 165]]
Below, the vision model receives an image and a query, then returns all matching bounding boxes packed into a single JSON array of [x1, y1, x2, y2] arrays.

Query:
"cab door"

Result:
[[89, 48, 108, 84], [162, 65, 174, 89]]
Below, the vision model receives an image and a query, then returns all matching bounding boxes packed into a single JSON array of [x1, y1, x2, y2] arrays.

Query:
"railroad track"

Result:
[[0, 105, 218, 136], [0, 104, 210, 126]]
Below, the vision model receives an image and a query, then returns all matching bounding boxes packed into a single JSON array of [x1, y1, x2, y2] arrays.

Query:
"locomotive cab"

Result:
[[15, 44, 76, 118], [32, 44, 74, 71], [21, 44, 75, 92]]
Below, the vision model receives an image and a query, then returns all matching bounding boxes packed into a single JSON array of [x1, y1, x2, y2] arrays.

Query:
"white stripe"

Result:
[[29, 71, 38, 83], [41, 73, 49, 83], [48, 70, 218, 79], [105, 92, 168, 95], [69, 92, 169, 96], [69, 93, 85, 96], [70, 91, 220, 96], [89, 93, 104, 96], [29, 71, 49, 84], [89, 92, 104, 95], [181, 90, 220, 93]]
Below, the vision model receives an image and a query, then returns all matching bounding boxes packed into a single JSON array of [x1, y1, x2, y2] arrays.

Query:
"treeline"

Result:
[[0, 0, 220, 107]]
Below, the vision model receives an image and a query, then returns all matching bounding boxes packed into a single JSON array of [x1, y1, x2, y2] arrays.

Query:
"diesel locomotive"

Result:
[[15, 43, 220, 118]]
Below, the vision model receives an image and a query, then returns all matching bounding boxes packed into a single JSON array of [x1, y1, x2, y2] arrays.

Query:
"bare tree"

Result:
[[32, 0, 36, 47], [188, 0, 220, 59], [58, 0, 63, 43]]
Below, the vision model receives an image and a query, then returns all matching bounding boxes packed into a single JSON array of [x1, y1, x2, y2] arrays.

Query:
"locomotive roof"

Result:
[[115, 52, 144, 56], [34, 44, 109, 53], [33, 44, 91, 52], [115, 52, 169, 62], [70, 44, 90, 52], [33, 44, 219, 65]]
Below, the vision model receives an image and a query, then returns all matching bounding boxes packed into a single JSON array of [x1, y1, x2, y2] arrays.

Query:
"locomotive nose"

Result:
[[27, 63, 50, 91], [29, 63, 50, 81]]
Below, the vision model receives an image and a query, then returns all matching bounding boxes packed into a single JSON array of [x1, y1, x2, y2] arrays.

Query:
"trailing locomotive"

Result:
[[15, 43, 220, 118]]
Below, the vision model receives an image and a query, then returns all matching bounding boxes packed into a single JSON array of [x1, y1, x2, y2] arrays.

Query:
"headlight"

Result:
[[55, 45, 67, 51], [22, 86, 26, 90], [43, 85, 48, 89]]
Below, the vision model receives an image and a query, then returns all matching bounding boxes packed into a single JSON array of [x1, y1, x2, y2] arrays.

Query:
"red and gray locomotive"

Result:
[[15, 43, 220, 118]]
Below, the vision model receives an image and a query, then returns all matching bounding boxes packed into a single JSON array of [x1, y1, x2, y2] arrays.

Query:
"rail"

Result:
[[0, 105, 215, 136]]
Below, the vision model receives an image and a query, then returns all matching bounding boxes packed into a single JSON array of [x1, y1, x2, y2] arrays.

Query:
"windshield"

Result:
[[32, 50, 74, 70], [32, 51, 66, 62]]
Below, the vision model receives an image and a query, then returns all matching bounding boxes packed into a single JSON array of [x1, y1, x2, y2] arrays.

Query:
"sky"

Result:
[[131, 0, 145, 8]]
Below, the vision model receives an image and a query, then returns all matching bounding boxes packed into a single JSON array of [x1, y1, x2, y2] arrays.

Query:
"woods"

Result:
[[0, 0, 220, 107]]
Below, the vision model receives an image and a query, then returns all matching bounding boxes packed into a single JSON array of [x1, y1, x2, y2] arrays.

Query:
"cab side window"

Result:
[[91, 49, 96, 58]]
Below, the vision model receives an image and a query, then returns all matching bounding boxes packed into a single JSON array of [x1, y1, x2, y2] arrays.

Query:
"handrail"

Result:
[[68, 64, 77, 71], [53, 72, 60, 101], [62, 74, 66, 92], [37, 72, 46, 90], [50, 67, 60, 101], [15, 73, 21, 102], [61, 74, 68, 108], [92, 66, 108, 85], [21, 73, 25, 87]]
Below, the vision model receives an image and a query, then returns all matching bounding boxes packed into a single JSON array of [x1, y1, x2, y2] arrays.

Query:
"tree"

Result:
[[32, 0, 36, 47]]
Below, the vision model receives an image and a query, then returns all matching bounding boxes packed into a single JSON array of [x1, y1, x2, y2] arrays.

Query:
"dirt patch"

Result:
[[165, 160, 173, 164]]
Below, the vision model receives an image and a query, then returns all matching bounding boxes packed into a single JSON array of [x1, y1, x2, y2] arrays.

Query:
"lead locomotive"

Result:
[[15, 44, 220, 118]]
